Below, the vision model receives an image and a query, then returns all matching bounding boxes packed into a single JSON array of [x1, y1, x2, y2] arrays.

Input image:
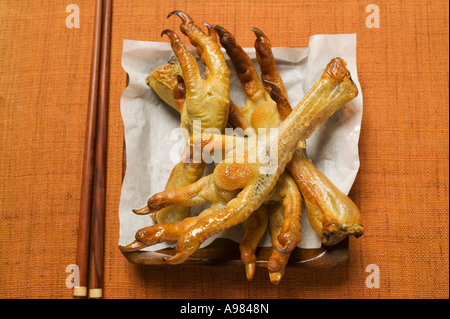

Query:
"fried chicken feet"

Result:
[[121, 18, 363, 285], [121, 57, 359, 270]]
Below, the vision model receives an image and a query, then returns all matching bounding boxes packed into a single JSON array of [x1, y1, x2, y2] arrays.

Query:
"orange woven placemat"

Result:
[[0, 0, 448, 299]]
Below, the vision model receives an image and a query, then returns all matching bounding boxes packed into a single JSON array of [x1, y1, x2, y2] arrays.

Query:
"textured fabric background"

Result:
[[0, 0, 448, 299]]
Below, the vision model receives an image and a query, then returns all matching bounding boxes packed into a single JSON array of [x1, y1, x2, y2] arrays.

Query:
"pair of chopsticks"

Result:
[[74, 0, 112, 299]]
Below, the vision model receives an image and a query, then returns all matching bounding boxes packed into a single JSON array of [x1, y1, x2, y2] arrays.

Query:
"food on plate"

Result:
[[120, 11, 363, 284]]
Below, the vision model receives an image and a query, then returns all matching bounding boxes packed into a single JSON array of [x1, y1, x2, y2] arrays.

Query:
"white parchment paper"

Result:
[[118, 34, 363, 251]]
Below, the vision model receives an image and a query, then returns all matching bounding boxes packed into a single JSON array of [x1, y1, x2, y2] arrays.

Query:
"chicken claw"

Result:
[[239, 206, 268, 281], [136, 12, 231, 224], [267, 203, 291, 284]]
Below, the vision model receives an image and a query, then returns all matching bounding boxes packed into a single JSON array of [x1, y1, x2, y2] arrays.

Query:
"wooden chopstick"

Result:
[[74, 0, 112, 299], [88, 0, 112, 299], [74, 0, 104, 299]]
